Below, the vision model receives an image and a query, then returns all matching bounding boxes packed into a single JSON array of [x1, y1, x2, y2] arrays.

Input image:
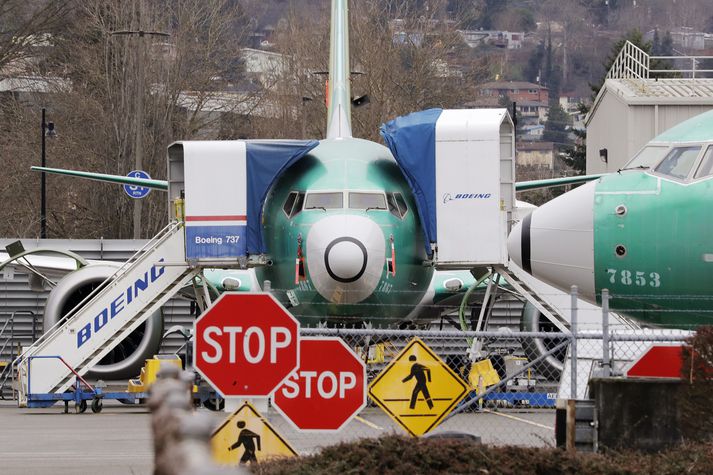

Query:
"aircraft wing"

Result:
[[33, 166, 603, 193]]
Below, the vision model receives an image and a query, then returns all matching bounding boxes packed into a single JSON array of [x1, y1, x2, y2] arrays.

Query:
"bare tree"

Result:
[[0, 0, 259, 239], [0, 0, 70, 73], [263, 0, 489, 142]]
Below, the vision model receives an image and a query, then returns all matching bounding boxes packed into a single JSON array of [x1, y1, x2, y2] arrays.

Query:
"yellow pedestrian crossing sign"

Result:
[[368, 337, 469, 437], [212, 401, 297, 465]]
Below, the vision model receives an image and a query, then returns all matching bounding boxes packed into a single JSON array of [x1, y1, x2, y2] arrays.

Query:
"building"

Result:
[[585, 41, 713, 174], [478, 81, 549, 104], [458, 30, 525, 49], [517, 141, 555, 168]]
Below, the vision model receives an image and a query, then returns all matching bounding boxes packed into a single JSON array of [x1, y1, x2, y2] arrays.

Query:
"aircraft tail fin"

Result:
[[325, 0, 352, 139]]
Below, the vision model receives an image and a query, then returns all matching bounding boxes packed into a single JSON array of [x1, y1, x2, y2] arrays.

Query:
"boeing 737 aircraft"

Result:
[[4, 0, 600, 379], [509, 109, 713, 329]]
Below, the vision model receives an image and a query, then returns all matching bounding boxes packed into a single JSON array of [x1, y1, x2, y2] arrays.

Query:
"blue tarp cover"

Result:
[[380, 108, 442, 256], [246, 140, 319, 254]]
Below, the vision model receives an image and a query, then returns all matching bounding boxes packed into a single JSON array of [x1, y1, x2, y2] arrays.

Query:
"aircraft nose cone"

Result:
[[507, 181, 596, 302], [325, 237, 367, 283], [307, 215, 385, 304]]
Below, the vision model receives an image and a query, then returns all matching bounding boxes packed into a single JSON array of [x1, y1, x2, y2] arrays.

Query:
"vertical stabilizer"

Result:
[[326, 0, 352, 139]]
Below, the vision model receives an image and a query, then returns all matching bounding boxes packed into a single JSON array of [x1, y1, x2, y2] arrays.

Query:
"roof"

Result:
[[478, 81, 547, 91], [586, 78, 713, 125], [517, 141, 554, 151], [516, 100, 549, 107]]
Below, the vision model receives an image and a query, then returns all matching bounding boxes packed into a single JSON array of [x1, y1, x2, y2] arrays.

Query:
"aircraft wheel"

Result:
[[76, 400, 87, 414], [203, 396, 224, 411], [91, 398, 103, 414]]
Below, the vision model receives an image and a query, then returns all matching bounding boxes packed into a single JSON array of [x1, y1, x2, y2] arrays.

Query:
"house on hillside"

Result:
[[458, 30, 525, 49], [476, 81, 550, 126], [478, 81, 549, 104], [517, 141, 555, 169]]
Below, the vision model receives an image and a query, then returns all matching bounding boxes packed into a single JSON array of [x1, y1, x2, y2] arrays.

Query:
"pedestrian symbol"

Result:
[[212, 401, 297, 465], [228, 420, 261, 464], [403, 354, 433, 410], [369, 337, 469, 437]]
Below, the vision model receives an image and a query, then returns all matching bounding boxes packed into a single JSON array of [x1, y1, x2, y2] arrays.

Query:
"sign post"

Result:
[[193, 293, 300, 397], [272, 337, 366, 431]]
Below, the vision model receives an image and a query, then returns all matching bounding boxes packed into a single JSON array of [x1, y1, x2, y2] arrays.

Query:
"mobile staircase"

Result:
[[15, 222, 200, 407]]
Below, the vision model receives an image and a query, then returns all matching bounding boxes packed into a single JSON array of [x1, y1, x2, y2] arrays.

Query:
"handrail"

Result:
[[16, 221, 182, 366], [27, 355, 95, 395], [0, 311, 40, 400], [606, 41, 713, 81]]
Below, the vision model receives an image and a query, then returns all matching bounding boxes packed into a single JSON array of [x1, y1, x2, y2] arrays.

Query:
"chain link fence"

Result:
[[228, 314, 691, 454]]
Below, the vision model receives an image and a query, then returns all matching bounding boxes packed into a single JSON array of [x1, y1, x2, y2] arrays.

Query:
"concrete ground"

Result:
[[0, 400, 154, 475], [0, 399, 555, 474]]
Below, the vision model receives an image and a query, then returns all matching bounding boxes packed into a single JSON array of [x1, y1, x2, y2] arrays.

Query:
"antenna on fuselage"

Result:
[[325, 0, 353, 139]]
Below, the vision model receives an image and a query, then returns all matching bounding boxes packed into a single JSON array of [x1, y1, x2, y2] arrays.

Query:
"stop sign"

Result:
[[193, 293, 299, 397], [272, 337, 366, 431]]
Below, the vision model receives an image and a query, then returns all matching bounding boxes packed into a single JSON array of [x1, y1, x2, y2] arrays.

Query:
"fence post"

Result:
[[601, 288, 611, 377], [570, 285, 578, 400]]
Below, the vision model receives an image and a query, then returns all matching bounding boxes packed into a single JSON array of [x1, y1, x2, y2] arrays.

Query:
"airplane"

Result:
[[508, 109, 713, 329], [3, 0, 601, 380]]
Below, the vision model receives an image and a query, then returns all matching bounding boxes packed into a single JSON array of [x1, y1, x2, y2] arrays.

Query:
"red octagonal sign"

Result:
[[193, 293, 299, 397], [272, 337, 366, 431]]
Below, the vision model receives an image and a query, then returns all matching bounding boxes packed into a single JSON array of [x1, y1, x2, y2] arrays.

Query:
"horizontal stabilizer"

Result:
[[515, 174, 604, 192], [31, 166, 168, 190]]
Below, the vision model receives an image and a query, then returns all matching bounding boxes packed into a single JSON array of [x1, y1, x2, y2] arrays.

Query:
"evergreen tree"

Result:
[[524, 41, 545, 84], [652, 29, 661, 55], [479, 0, 506, 30], [563, 128, 586, 173], [542, 103, 571, 146], [661, 31, 673, 56]]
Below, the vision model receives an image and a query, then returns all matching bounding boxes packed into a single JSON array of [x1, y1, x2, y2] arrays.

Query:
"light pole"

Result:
[[40, 108, 56, 239], [111, 24, 169, 239]]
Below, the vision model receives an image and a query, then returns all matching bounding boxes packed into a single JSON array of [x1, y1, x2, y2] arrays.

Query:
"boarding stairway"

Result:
[[495, 264, 570, 333], [15, 222, 199, 407]]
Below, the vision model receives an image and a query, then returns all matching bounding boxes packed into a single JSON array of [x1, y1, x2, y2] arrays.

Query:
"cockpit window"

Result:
[[694, 146, 713, 179], [282, 191, 305, 218], [304, 192, 343, 210], [654, 146, 701, 180], [624, 146, 668, 169], [387, 192, 409, 218], [349, 192, 386, 210]]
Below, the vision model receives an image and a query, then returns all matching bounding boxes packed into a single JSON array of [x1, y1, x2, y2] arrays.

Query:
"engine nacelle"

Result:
[[44, 263, 163, 380], [520, 302, 566, 377]]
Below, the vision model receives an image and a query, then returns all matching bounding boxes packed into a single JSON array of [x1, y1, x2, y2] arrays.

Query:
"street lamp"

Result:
[[40, 108, 56, 239], [109, 27, 170, 239]]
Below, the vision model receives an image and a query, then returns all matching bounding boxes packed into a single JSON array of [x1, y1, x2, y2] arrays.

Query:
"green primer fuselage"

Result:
[[594, 171, 713, 327], [257, 138, 433, 326], [592, 111, 713, 328]]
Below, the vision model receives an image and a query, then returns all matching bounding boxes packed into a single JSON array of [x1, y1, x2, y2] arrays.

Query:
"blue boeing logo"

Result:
[[76, 259, 166, 348], [442, 193, 492, 204]]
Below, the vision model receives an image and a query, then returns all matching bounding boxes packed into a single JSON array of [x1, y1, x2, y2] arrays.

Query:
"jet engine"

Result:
[[519, 302, 567, 378], [43, 263, 163, 380]]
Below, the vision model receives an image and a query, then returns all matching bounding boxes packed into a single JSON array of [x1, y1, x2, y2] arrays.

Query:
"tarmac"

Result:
[[0, 399, 555, 474]]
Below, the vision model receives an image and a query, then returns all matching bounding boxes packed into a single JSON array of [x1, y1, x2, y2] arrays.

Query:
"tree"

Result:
[[0, 0, 70, 73], [524, 41, 545, 84], [265, 0, 483, 143], [0, 0, 257, 239], [651, 29, 661, 55], [542, 102, 571, 146]]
